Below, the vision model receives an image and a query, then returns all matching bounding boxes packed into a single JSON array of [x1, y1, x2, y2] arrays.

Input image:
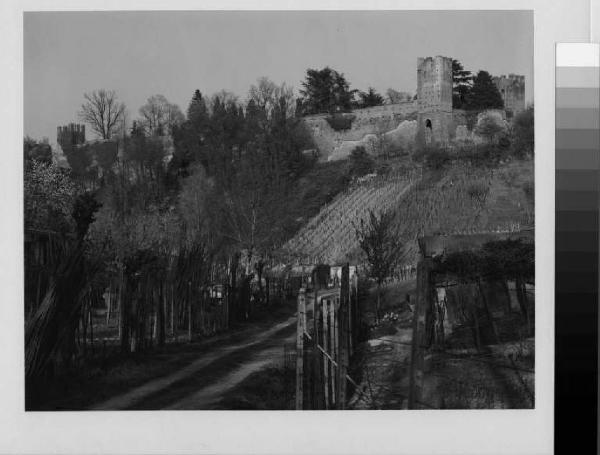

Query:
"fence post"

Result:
[[408, 258, 432, 409], [322, 298, 329, 410], [296, 288, 306, 410], [330, 296, 336, 407], [338, 264, 350, 409]]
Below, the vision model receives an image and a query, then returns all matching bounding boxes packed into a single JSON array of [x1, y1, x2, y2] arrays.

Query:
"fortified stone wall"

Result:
[[303, 102, 418, 158]]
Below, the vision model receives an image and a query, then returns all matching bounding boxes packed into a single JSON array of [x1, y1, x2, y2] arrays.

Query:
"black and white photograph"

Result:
[[23, 9, 534, 411]]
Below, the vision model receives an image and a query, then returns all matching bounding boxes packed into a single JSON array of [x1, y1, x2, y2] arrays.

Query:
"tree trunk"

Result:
[[477, 279, 500, 344], [119, 270, 129, 353], [158, 281, 166, 346], [188, 282, 193, 343], [376, 284, 381, 322]]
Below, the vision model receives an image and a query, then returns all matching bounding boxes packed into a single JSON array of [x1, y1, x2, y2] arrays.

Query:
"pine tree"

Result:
[[452, 59, 473, 109], [467, 71, 504, 110], [187, 89, 209, 126], [358, 87, 385, 108], [299, 67, 355, 115]]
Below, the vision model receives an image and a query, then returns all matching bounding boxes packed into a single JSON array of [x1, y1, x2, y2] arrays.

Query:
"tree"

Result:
[[187, 89, 209, 126], [349, 146, 375, 177], [452, 59, 473, 109], [466, 71, 504, 111], [24, 159, 77, 233], [79, 89, 126, 139], [386, 88, 413, 104], [299, 67, 355, 115], [24, 137, 52, 165], [248, 77, 295, 120], [354, 209, 401, 321], [512, 106, 534, 156], [358, 87, 385, 108], [474, 111, 506, 143], [138, 94, 184, 136]]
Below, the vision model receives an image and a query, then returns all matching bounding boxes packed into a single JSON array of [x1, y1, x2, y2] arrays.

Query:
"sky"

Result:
[[24, 10, 533, 142]]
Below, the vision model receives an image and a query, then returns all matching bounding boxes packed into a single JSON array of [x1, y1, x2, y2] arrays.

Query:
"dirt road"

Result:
[[91, 316, 297, 410]]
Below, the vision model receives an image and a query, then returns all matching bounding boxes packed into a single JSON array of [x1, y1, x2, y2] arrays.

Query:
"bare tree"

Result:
[[248, 77, 295, 119], [79, 89, 126, 140], [138, 94, 184, 136], [354, 209, 402, 321]]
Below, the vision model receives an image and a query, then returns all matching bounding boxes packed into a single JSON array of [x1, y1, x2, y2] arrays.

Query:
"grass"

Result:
[[27, 298, 297, 410], [212, 366, 295, 410]]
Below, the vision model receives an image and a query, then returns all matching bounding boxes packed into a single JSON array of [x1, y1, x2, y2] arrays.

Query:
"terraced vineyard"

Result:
[[282, 170, 417, 264], [393, 160, 535, 265], [282, 158, 534, 268]]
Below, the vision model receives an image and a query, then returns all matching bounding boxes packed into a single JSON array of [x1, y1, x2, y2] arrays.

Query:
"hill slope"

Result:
[[282, 157, 534, 267]]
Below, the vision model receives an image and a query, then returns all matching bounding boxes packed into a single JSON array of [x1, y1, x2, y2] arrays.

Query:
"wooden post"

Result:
[[296, 288, 306, 410], [312, 288, 322, 409], [334, 296, 341, 408], [408, 258, 432, 409], [329, 296, 336, 407], [338, 264, 350, 409], [322, 297, 329, 410]]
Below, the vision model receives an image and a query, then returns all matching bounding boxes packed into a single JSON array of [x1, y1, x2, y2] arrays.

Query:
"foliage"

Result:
[[412, 144, 451, 169], [355, 210, 401, 286], [358, 87, 385, 108], [78, 89, 126, 139], [512, 106, 534, 157], [434, 239, 534, 282], [138, 94, 185, 136], [325, 113, 355, 131], [386, 88, 413, 104], [465, 71, 504, 111], [72, 192, 102, 241], [24, 137, 52, 165], [452, 59, 473, 109], [187, 89, 210, 126], [298, 67, 356, 115], [355, 209, 401, 320], [474, 111, 507, 144], [349, 146, 375, 177], [24, 160, 77, 233]]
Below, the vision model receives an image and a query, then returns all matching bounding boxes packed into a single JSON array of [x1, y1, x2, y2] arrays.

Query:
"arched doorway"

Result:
[[425, 119, 433, 144]]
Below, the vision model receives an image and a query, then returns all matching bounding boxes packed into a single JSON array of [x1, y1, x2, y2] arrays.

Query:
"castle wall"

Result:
[[493, 74, 525, 117], [303, 101, 418, 158]]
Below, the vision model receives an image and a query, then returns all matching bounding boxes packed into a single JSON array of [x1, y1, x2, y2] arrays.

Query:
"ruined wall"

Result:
[[493, 74, 525, 117], [303, 101, 418, 159]]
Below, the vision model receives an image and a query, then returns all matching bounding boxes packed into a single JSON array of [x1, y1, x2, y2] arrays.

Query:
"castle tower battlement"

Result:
[[57, 123, 86, 150]]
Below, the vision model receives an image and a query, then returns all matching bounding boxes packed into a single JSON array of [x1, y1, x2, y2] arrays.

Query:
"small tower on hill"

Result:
[[57, 123, 86, 152], [416, 55, 453, 145]]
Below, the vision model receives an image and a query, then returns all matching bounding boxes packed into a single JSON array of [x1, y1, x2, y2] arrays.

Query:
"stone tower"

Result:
[[493, 74, 525, 117], [57, 123, 86, 151], [416, 56, 454, 145]]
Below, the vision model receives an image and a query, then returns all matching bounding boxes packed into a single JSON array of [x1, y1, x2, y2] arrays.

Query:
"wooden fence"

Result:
[[295, 263, 360, 410]]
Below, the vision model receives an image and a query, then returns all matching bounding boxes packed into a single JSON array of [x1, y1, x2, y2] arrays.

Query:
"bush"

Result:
[[349, 146, 375, 177], [413, 144, 451, 169], [512, 106, 534, 157], [326, 113, 355, 131]]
